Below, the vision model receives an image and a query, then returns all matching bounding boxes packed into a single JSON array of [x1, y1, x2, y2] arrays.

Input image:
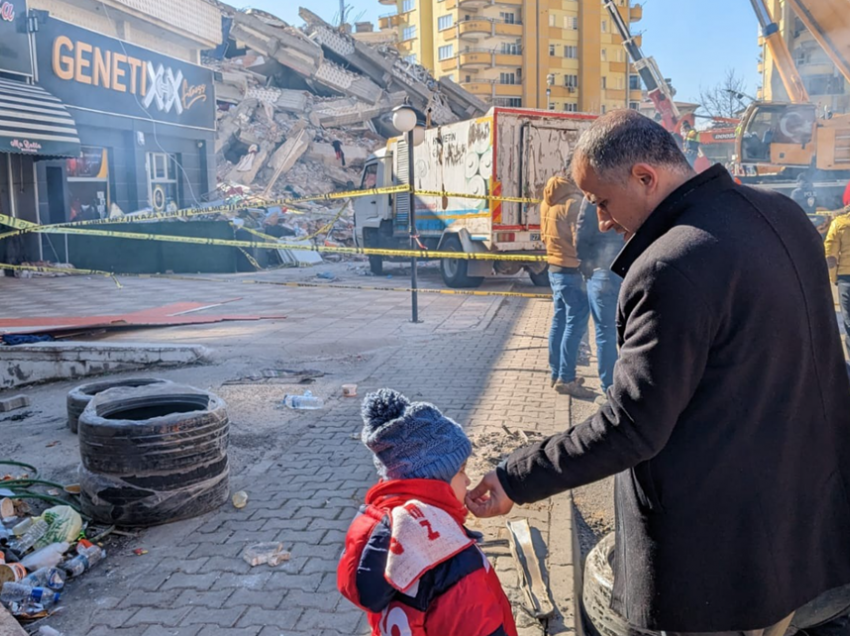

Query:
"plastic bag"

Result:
[[20, 542, 70, 571], [34, 506, 82, 549]]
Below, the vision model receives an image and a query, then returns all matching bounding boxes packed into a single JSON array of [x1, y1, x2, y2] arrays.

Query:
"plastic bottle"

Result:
[[22, 568, 65, 591], [61, 545, 105, 578], [0, 582, 60, 609], [21, 543, 69, 571], [9, 519, 48, 554], [283, 391, 323, 410]]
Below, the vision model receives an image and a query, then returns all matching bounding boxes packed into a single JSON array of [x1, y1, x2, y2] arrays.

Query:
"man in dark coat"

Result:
[[467, 110, 850, 634]]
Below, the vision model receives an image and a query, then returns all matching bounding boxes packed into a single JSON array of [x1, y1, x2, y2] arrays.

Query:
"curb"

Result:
[[0, 605, 27, 636], [0, 342, 212, 389]]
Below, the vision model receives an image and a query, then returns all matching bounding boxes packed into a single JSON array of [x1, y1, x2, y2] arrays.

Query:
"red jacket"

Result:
[[337, 479, 518, 636], [843, 180, 850, 208]]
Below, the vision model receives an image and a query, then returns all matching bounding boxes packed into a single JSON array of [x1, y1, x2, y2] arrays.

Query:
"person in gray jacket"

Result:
[[575, 199, 624, 399]]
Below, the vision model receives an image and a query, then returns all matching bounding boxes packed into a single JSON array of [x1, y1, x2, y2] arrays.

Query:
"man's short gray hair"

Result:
[[572, 109, 692, 181]]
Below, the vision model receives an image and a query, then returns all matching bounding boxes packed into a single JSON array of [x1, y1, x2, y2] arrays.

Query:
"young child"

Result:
[[338, 388, 518, 636]]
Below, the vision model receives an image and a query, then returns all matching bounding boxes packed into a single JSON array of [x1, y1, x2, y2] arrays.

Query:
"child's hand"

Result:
[[466, 471, 515, 518]]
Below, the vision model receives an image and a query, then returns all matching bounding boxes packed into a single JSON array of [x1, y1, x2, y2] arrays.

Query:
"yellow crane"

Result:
[[738, 0, 850, 203]]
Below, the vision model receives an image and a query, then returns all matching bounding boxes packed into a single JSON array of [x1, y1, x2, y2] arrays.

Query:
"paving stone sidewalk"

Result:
[[8, 274, 597, 636]]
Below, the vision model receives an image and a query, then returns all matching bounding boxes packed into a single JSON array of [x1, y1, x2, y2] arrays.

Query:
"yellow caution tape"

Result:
[[242, 279, 551, 299], [0, 213, 546, 262], [414, 189, 542, 205]]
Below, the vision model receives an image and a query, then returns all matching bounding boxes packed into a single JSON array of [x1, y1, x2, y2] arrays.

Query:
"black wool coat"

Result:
[[498, 166, 850, 632]]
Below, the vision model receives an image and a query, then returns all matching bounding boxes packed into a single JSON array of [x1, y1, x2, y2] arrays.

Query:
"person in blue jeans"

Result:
[[575, 199, 625, 402], [541, 175, 596, 399]]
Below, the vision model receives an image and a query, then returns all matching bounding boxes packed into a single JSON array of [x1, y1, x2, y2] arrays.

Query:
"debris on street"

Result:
[[241, 542, 291, 567]]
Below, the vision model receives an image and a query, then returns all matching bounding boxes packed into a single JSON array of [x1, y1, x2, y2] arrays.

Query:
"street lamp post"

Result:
[[392, 105, 426, 323]]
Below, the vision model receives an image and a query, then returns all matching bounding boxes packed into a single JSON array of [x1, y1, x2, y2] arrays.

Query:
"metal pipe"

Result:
[[407, 129, 419, 323]]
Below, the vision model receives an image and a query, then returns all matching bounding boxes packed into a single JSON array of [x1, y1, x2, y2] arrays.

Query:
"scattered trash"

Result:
[[224, 368, 326, 385], [38, 626, 64, 636], [342, 384, 358, 398], [9, 518, 48, 554], [61, 543, 106, 578], [45, 442, 59, 448], [22, 567, 65, 591], [283, 391, 324, 410], [0, 582, 61, 611], [241, 542, 291, 567], [35, 507, 83, 550], [0, 562, 27, 583], [232, 491, 249, 509], [317, 271, 337, 281], [132, 548, 148, 557], [0, 498, 13, 521]]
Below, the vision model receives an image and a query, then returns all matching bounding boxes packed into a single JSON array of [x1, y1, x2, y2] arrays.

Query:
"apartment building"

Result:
[[758, 0, 849, 113], [378, 0, 645, 113]]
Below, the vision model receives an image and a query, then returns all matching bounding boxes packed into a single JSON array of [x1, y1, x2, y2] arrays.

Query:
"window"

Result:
[[500, 12, 516, 23], [501, 42, 520, 54], [563, 103, 578, 112], [500, 72, 517, 85], [549, 44, 556, 56], [548, 103, 555, 110], [564, 15, 578, 29], [601, 19, 607, 32], [601, 76, 607, 89], [601, 48, 607, 61], [361, 163, 378, 189], [405, 53, 417, 64], [619, 76, 625, 89], [402, 0, 415, 12], [564, 74, 578, 88], [564, 45, 578, 58], [549, 14, 556, 27], [617, 49, 624, 62], [601, 104, 607, 114], [147, 152, 179, 213], [438, 44, 454, 60], [66, 147, 110, 222], [629, 74, 641, 90], [402, 25, 416, 40], [438, 14, 453, 30], [629, 102, 640, 110]]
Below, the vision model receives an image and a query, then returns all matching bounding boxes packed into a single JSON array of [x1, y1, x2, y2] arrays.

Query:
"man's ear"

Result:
[[632, 163, 658, 189]]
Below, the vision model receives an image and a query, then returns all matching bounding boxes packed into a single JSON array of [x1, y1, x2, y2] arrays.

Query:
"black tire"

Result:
[[528, 266, 550, 287], [583, 534, 660, 636], [369, 255, 384, 276], [78, 384, 230, 527], [583, 533, 850, 634], [439, 235, 484, 289], [67, 377, 173, 434]]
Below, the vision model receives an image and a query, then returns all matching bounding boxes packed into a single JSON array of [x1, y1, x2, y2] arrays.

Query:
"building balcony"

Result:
[[495, 82, 523, 96], [445, 0, 457, 7], [440, 57, 459, 72], [494, 52, 523, 66], [460, 78, 522, 97], [459, 50, 493, 69], [458, 18, 522, 40], [609, 61, 627, 73], [458, 0, 490, 9], [379, 13, 402, 29], [630, 4, 643, 22]]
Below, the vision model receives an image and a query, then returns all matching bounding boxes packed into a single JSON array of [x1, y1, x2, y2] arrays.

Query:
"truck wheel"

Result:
[[369, 255, 384, 276], [440, 236, 484, 289], [528, 266, 550, 287]]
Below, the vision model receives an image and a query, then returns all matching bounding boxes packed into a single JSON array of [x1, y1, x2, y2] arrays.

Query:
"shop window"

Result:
[[67, 146, 110, 222], [147, 152, 180, 213]]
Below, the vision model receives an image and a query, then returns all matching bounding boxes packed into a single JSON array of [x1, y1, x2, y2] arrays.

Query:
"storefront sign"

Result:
[[35, 16, 215, 131], [0, 0, 33, 77]]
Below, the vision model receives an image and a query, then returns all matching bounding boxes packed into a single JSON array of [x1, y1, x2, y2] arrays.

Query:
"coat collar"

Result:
[[612, 164, 734, 278]]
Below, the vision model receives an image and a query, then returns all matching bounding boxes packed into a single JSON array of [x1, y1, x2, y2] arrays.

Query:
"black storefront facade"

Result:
[[0, 0, 82, 265], [31, 15, 223, 271]]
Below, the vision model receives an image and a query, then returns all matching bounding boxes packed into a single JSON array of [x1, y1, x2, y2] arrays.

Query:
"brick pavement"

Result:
[[5, 269, 598, 636]]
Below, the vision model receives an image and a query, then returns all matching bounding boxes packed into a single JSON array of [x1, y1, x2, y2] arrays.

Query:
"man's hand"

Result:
[[466, 470, 515, 518]]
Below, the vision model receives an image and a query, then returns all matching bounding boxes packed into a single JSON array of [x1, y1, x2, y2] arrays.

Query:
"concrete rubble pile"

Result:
[[208, 5, 488, 248]]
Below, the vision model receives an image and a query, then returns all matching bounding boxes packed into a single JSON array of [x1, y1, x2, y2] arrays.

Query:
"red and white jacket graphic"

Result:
[[337, 479, 518, 636]]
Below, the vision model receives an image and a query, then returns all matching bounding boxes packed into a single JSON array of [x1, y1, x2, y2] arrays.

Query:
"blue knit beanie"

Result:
[[361, 388, 472, 483]]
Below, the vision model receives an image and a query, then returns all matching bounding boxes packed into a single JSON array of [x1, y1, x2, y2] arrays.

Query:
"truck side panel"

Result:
[[410, 116, 494, 242]]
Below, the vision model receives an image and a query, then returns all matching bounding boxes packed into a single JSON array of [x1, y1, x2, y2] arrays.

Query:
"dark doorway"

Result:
[[42, 166, 67, 262]]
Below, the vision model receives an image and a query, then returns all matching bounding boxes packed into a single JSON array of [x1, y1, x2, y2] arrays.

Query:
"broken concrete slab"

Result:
[[0, 343, 212, 390], [264, 125, 311, 196], [0, 394, 31, 412], [228, 141, 274, 186]]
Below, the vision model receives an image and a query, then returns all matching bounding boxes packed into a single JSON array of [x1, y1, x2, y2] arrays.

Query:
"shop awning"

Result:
[[0, 78, 81, 158]]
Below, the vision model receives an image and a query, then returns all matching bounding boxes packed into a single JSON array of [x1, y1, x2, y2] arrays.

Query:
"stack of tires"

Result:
[[77, 383, 230, 527], [582, 533, 850, 636], [67, 378, 173, 434]]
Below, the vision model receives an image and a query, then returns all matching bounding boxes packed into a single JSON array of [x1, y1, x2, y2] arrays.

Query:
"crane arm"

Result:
[[602, 0, 681, 132], [749, 0, 810, 103]]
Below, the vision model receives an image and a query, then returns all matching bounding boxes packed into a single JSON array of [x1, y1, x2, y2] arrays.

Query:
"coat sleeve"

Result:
[[498, 260, 715, 503], [824, 218, 842, 261], [424, 567, 514, 636]]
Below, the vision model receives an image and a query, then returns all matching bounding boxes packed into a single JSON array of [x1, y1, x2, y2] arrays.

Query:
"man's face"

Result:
[[572, 159, 660, 241]]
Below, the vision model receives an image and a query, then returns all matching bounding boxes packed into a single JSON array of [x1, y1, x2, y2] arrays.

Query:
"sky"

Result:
[[244, 0, 763, 106]]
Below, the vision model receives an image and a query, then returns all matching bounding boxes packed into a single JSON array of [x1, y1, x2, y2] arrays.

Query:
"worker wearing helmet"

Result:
[[825, 209, 850, 360], [681, 121, 700, 168]]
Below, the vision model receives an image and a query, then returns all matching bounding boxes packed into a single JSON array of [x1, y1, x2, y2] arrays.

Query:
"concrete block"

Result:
[[0, 343, 212, 390], [0, 604, 27, 636], [0, 394, 30, 412]]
